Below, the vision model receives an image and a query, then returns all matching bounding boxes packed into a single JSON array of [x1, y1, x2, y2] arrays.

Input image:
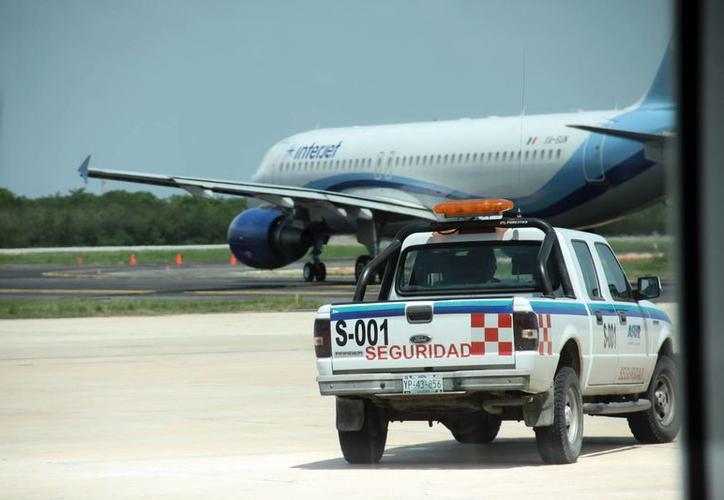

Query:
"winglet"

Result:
[[78, 155, 91, 184]]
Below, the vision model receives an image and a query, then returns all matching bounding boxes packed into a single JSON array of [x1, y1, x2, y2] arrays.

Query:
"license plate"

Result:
[[402, 374, 444, 394]]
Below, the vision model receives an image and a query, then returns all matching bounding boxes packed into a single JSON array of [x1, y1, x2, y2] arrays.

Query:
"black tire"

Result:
[[535, 366, 584, 464], [627, 355, 680, 443], [354, 255, 372, 283], [302, 262, 315, 282], [314, 262, 327, 282], [338, 403, 388, 464], [445, 412, 501, 444]]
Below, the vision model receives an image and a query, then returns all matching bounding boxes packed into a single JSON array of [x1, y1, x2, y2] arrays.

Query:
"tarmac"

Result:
[[0, 310, 681, 499], [0, 260, 366, 303], [0, 259, 675, 304]]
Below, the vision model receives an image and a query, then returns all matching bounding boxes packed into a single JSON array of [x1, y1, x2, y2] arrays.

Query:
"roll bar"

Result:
[[353, 216, 574, 303]]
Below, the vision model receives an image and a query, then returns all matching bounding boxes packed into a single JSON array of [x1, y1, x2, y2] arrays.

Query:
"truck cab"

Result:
[[313, 199, 678, 464]]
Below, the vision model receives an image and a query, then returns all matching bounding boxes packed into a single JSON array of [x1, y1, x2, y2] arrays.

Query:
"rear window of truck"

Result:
[[396, 241, 554, 295]]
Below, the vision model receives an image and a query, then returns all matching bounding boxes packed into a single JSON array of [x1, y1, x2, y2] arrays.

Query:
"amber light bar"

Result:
[[433, 198, 515, 218]]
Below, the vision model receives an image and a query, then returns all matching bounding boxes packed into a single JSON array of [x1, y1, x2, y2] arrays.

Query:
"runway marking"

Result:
[[0, 288, 155, 295]]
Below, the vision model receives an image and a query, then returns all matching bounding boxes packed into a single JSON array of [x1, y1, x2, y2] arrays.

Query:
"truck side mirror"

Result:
[[634, 276, 661, 300]]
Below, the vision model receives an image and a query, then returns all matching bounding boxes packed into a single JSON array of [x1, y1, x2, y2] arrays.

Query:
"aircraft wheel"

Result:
[[355, 255, 372, 283], [303, 262, 315, 282], [314, 262, 327, 282]]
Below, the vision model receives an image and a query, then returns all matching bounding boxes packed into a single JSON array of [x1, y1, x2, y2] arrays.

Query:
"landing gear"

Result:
[[303, 238, 327, 282], [355, 255, 372, 282], [303, 261, 327, 282], [355, 217, 385, 284], [355, 255, 384, 284]]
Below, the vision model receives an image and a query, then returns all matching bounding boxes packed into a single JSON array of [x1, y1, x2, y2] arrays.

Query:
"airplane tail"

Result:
[[639, 39, 675, 108]]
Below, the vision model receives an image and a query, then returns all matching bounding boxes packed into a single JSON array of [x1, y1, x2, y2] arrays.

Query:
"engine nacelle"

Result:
[[227, 208, 311, 269]]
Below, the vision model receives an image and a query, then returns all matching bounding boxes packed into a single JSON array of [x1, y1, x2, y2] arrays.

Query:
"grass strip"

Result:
[[0, 242, 671, 279], [0, 297, 321, 319], [620, 256, 671, 280], [0, 245, 369, 266], [608, 237, 671, 254], [1, 239, 671, 267]]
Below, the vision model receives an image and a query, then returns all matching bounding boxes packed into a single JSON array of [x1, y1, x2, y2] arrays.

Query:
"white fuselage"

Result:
[[251, 104, 668, 229]]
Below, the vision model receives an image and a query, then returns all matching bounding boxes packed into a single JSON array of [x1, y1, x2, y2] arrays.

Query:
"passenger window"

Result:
[[495, 152, 499, 161], [572, 241, 602, 300], [556, 149, 562, 159], [524, 151, 529, 160], [595, 243, 632, 301], [532, 151, 537, 160], [502, 152, 507, 161], [458, 153, 463, 162], [548, 150, 553, 160]]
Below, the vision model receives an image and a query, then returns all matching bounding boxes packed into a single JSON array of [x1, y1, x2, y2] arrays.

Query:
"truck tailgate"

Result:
[[330, 299, 515, 372]]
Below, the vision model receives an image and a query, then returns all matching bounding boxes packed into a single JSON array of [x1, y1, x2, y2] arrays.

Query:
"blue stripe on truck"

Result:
[[330, 300, 670, 324], [530, 301, 589, 316], [642, 307, 671, 323], [434, 300, 512, 314], [330, 303, 406, 320]]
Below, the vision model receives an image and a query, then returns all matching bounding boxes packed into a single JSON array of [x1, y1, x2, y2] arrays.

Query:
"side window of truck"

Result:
[[571, 240, 602, 300], [594, 242, 632, 301]]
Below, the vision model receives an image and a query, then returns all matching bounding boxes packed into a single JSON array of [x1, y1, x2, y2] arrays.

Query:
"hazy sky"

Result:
[[0, 0, 672, 197]]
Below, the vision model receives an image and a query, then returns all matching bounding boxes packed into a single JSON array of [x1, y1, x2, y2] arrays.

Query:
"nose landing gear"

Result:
[[303, 238, 327, 282], [303, 261, 326, 282]]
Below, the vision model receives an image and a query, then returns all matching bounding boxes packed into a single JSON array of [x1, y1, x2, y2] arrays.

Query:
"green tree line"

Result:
[[0, 188, 247, 247], [0, 188, 667, 248]]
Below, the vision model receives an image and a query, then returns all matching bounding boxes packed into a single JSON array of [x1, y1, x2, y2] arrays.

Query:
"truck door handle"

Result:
[[618, 311, 627, 324], [594, 310, 603, 325], [406, 305, 433, 324]]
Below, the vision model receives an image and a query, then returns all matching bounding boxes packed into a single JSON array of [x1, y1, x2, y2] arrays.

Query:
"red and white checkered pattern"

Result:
[[538, 313, 553, 355], [470, 313, 513, 356]]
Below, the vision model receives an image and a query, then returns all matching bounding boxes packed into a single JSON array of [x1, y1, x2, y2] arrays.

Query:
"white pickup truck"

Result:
[[312, 201, 678, 464]]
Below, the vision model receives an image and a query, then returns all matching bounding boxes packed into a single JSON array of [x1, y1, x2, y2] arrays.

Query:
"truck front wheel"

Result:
[[627, 355, 680, 443], [534, 367, 584, 464], [338, 403, 388, 464]]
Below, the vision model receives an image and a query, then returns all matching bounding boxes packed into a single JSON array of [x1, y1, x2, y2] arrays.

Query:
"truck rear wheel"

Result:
[[627, 355, 679, 443], [445, 412, 501, 444], [534, 366, 583, 464], [338, 403, 388, 464]]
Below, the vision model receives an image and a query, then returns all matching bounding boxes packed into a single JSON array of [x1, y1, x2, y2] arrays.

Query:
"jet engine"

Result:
[[227, 207, 311, 269]]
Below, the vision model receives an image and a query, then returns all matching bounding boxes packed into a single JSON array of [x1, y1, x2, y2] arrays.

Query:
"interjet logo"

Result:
[[287, 141, 343, 160]]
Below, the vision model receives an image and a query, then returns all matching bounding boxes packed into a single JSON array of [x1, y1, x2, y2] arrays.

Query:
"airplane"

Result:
[[79, 41, 674, 283]]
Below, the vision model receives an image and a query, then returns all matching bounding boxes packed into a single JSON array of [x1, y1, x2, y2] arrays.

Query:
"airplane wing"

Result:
[[566, 124, 676, 164], [77, 156, 437, 221]]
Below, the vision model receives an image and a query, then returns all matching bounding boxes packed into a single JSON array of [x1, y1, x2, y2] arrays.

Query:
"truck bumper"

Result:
[[317, 371, 531, 396]]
